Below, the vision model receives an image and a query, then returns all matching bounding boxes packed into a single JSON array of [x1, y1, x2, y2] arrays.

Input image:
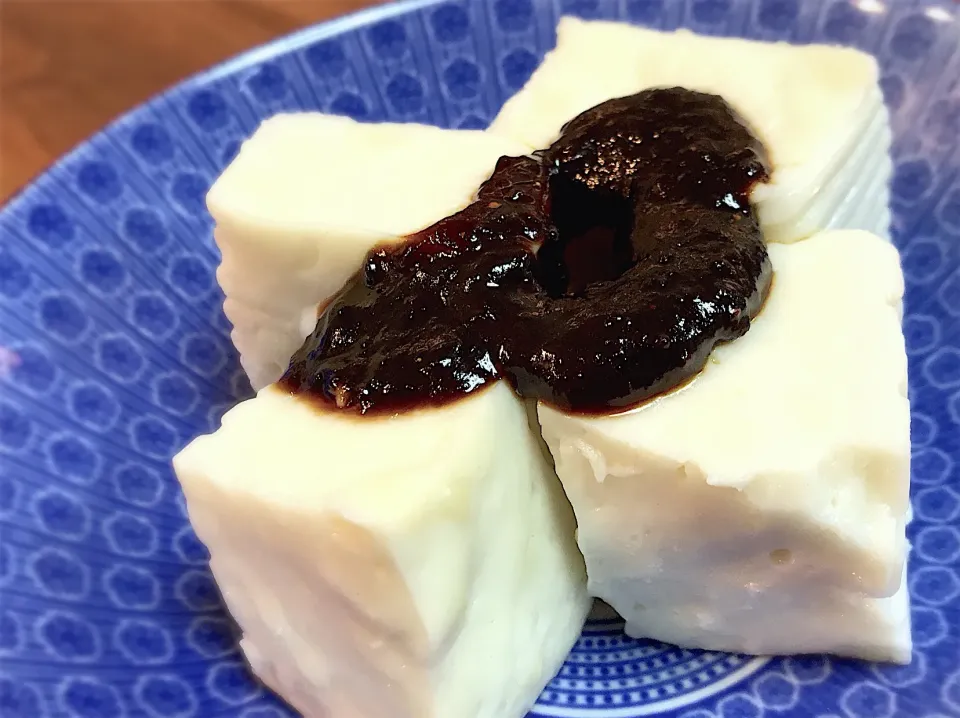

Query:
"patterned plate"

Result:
[[1, 0, 958, 716]]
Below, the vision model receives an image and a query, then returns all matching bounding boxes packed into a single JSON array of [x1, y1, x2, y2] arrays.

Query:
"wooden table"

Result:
[[1, 0, 383, 202]]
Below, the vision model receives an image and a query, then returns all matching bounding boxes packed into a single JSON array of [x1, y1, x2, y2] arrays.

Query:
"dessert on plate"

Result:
[[173, 16, 912, 718]]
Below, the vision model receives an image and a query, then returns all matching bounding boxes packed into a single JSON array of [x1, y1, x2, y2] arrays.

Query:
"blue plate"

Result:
[[1, 0, 958, 716]]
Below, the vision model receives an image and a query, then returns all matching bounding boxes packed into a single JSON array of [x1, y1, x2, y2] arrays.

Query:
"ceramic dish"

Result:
[[1, 0, 958, 716]]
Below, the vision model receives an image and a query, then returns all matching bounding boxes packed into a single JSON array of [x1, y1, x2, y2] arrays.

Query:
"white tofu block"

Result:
[[537, 230, 911, 662], [208, 114, 531, 389], [490, 18, 891, 243], [174, 382, 591, 717]]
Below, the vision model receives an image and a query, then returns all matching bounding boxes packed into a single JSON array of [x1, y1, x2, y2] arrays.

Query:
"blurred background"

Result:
[[1, 0, 385, 201]]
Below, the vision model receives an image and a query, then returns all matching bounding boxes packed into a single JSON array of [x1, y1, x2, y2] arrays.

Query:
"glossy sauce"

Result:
[[281, 88, 772, 414]]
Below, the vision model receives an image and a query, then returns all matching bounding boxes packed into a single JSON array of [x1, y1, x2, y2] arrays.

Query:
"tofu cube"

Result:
[[538, 230, 911, 662], [174, 382, 591, 717]]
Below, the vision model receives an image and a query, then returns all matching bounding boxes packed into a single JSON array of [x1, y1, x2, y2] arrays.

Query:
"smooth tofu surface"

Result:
[[538, 230, 911, 661], [209, 114, 531, 389], [490, 18, 889, 241], [208, 113, 530, 238], [174, 382, 590, 718]]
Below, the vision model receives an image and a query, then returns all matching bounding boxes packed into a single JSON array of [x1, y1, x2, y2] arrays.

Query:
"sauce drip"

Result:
[[281, 88, 772, 414]]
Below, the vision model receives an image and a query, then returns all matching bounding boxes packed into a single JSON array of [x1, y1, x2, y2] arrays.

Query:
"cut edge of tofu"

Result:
[[185, 23, 911, 679], [616, 560, 913, 663], [174, 382, 591, 717]]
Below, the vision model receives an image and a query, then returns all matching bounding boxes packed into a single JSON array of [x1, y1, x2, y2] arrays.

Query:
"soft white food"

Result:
[[491, 18, 892, 244], [208, 114, 530, 389], [190, 28, 913, 716], [174, 382, 591, 718], [538, 229, 911, 662]]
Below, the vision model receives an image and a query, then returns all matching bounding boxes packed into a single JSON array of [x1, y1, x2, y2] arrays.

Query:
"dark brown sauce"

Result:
[[281, 88, 772, 415]]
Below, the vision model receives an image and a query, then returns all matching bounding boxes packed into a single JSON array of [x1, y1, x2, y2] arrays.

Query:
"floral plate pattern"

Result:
[[1, 0, 958, 716]]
